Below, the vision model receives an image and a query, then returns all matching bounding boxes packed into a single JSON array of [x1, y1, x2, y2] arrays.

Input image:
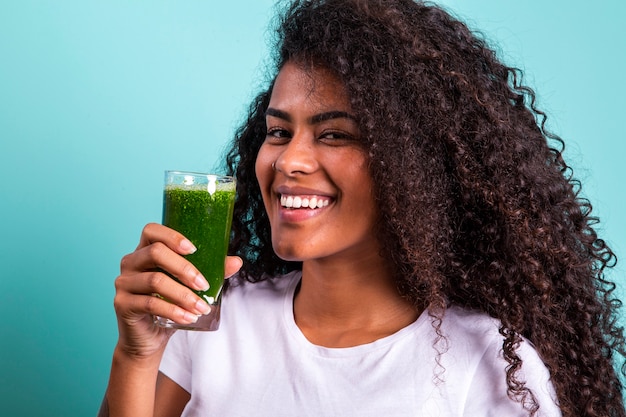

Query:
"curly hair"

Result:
[[224, 0, 626, 415]]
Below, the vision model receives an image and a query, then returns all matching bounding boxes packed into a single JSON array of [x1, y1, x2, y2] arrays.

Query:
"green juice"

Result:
[[163, 184, 236, 304]]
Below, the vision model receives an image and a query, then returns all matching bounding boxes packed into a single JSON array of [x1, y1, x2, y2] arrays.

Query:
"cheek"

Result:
[[345, 159, 377, 216], [255, 145, 274, 195]]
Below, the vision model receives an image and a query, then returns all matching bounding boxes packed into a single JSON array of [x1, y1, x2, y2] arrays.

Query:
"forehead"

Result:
[[269, 61, 351, 112]]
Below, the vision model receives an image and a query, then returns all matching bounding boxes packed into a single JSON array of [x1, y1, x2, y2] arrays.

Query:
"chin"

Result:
[[271, 242, 301, 262], [272, 243, 322, 263]]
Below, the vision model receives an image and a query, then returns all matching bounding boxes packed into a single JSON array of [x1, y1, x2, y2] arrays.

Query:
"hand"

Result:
[[112, 223, 243, 361]]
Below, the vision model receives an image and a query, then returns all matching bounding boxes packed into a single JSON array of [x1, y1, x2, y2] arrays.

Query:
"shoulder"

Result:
[[434, 305, 505, 359], [440, 305, 547, 366], [438, 305, 549, 378], [438, 305, 561, 416], [440, 305, 501, 339]]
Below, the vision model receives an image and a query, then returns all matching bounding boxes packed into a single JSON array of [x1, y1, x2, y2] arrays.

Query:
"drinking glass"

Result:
[[154, 170, 236, 331]]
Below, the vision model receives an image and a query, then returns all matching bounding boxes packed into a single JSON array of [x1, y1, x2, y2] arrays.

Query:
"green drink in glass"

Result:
[[155, 171, 236, 331]]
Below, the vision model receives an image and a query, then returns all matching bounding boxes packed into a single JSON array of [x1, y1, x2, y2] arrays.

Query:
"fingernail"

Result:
[[183, 312, 199, 323], [180, 239, 197, 254], [194, 274, 210, 291], [195, 299, 211, 315]]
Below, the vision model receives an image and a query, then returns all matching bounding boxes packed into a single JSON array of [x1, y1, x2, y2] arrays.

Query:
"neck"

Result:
[[294, 253, 420, 348]]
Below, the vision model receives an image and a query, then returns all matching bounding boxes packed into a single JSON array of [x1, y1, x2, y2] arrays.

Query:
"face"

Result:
[[255, 61, 380, 264]]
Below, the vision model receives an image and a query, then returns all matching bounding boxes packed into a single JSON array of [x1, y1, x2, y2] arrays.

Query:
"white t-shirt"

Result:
[[160, 271, 561, 416]]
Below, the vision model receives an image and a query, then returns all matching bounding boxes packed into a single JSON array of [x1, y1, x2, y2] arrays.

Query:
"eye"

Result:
[[265, 127, 292, 144], [318, 130, 358, 145]]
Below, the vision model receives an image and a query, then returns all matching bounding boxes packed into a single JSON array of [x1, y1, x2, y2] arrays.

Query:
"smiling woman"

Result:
[[98, 1, 626, 416]]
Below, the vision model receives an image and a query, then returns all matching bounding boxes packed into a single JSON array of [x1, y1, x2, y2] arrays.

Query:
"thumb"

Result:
[[225, 256, 243, 279]]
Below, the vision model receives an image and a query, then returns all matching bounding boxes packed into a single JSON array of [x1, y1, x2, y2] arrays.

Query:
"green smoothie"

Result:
[[162, 180, 236, 304]]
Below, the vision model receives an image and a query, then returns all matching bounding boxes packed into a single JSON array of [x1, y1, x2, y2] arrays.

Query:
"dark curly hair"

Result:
[[224, 0, 626, 415]]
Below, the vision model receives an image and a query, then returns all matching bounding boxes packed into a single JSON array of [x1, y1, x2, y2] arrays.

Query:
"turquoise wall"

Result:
[[1, 1, 624, 415]]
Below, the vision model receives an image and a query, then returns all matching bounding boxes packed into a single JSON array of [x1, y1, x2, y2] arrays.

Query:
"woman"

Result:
[[100, 0, 626, 416]]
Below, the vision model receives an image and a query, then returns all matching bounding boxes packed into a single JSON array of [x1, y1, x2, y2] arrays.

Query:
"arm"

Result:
[[154, 372, 192, 417], [100, 348, 164, 417], [98, 367, 190, 417], [98, 223, 242, 417]]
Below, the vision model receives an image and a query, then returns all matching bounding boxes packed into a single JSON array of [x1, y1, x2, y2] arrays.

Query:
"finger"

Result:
[[120, 242, 209, 292], [136, 223, 197, 255], [115, 270, 211, 317], [115, 291, 202, 325], [225, 256, 243, 279]]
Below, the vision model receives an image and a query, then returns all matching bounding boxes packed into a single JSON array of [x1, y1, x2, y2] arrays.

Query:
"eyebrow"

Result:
[[265, 108, 356, 124]]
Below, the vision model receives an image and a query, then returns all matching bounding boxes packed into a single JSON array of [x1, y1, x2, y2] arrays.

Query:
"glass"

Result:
[[154, 170, 236, 331]]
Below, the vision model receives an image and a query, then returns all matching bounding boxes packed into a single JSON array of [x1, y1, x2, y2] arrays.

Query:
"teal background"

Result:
[[0, 1, 624, 415]]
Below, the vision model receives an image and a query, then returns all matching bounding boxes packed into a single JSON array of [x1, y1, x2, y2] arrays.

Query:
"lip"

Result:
[[275, 185, 334, 198]]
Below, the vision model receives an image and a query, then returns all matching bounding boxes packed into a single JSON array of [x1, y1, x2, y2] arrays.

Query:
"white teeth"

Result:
[[280, 195, 330, 209]]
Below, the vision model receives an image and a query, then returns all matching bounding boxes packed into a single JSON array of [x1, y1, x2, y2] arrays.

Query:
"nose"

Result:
[[273, 135, 318, 176]]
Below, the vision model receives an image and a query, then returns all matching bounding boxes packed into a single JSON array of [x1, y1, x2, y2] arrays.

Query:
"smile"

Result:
[[280, 194, 331, 209]]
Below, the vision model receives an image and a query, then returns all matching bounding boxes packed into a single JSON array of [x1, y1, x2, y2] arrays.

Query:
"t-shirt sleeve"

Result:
[[463, 337, 562, 417], [159, 331, 193, 394]]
